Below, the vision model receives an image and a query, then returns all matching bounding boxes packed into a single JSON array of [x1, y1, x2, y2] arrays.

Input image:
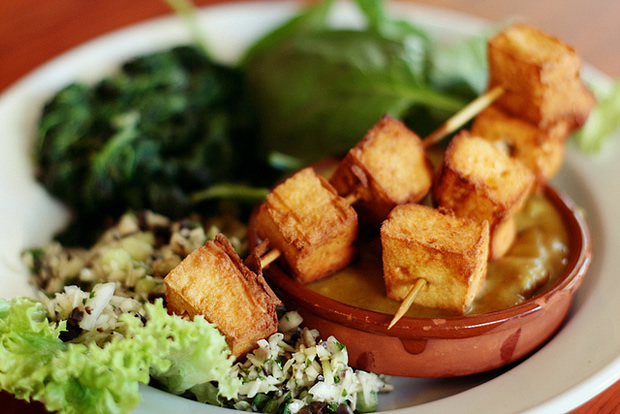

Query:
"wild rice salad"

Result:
[[20, 210, 391, 413]]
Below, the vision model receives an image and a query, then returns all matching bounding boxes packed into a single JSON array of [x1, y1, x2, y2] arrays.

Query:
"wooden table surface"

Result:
[[0, 0, 618, 413]]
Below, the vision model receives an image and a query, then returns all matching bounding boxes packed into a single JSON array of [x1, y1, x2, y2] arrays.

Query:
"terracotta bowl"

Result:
[[249, 185, 591, 378]]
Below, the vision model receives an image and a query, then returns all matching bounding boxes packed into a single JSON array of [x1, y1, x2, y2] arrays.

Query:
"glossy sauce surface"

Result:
[[307, 194, 569, 317]]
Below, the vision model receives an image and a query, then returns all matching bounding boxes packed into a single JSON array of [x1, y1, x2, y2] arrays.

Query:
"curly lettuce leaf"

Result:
[[0, 297, 150, 414], [572, 79, 620, 153], [120, 299, 240, 399], [0, 296, 240, 413]]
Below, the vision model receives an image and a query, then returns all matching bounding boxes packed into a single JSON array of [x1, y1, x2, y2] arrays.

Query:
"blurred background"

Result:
[[416, 0, 620, 77], [1, 0, 619, 93]]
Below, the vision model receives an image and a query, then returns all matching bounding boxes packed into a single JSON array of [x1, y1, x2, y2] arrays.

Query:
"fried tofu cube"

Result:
[[488, 23, 595, 129], [490, 216, 517, 260], [471, 105, 570, 189], [329, 115, 434, 228], [381, 204, 489, 313], [256, 167, 358, 284], [432, 132, 535, 259], [164, 234, 281, 358]]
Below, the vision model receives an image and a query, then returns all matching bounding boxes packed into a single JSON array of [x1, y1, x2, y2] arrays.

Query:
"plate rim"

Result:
[[0, 1, 618, 413]]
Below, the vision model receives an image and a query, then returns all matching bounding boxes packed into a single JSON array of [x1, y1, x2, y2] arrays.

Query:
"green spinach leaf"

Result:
[[244, 28, 465, 164]]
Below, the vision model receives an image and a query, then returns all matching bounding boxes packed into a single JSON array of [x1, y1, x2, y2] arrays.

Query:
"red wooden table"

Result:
[[0, 0, 618, 412]]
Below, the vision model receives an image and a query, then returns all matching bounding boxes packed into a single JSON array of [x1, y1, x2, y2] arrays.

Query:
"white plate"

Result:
[[0, 1, 619, 413]]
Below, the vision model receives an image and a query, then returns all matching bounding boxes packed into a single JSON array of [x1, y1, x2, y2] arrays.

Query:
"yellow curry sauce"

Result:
[[306, 194, 569, 318]]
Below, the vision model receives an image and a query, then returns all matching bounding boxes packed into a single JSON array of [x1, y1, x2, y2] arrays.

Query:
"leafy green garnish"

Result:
[[190, 183, 269, 204], [243, 0, 466, 164], [0, 297, 240, 414], [0, 297, 148, 413], [121, 299, 240, 398], [572, 79, 620, 153], [240, 0, 336, 66], [354, 0, 432, 45], [164, 0, 211, 56]]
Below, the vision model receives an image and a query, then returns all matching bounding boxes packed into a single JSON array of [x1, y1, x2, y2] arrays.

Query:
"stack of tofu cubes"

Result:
[[257, 23, 594, 315], [163, 22, 596, 352], [472, 23, 595, 190], [256, 115, 434, 284]]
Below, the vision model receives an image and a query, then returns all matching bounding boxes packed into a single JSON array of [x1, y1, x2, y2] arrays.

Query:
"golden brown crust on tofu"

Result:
[[329, 115, 434, 228], [381, 204, 489, 313], [164, 234, 281, 359], [256, 167, 358, 284], [487, 23, 595, 129], [432, 132, 535, 259], [490, 217, 517, 261], [471, 105, 570, 190]]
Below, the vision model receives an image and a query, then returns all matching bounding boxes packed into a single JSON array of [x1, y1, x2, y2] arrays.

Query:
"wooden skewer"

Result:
[[344, 192, 362, 205], [422, 85, 505, 149], [260, 248, 282, 269], [388, 278, 427, 329]]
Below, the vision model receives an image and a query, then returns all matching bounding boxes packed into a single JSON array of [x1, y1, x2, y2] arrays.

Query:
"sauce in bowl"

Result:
[[249, 153, 591, 377], [253, 183, 590, 377], [307, 194, 568, 317]]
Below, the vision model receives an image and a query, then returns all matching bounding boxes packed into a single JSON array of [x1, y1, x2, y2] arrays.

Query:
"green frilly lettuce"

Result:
[[120, 298, 240, 398], [0, 296, 240, 414], [0, 296, 148, 413], [572, 79, 620, 153]]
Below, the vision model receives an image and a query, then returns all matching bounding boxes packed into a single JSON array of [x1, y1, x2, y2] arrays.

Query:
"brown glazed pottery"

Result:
[[249, 185, 591, 377]]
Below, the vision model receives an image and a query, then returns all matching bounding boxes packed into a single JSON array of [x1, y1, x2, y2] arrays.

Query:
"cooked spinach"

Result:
[[36, 45, 260, 244]]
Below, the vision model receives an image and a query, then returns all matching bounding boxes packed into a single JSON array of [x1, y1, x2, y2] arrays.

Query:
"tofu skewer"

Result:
[[263, 23, 596, 327], [388, 22, 595, 327], [423, 23, 594, 151], [254, 176, 359, 275], [255, 167, 359, 284], [383, 204, 490, 327], [329, 114, 434, 229], [257, 191, 363, 271], [257, 115, 434, 284]]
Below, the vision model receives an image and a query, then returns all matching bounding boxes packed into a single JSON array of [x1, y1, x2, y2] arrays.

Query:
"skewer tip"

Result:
[[387, 278, 427, 329]]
